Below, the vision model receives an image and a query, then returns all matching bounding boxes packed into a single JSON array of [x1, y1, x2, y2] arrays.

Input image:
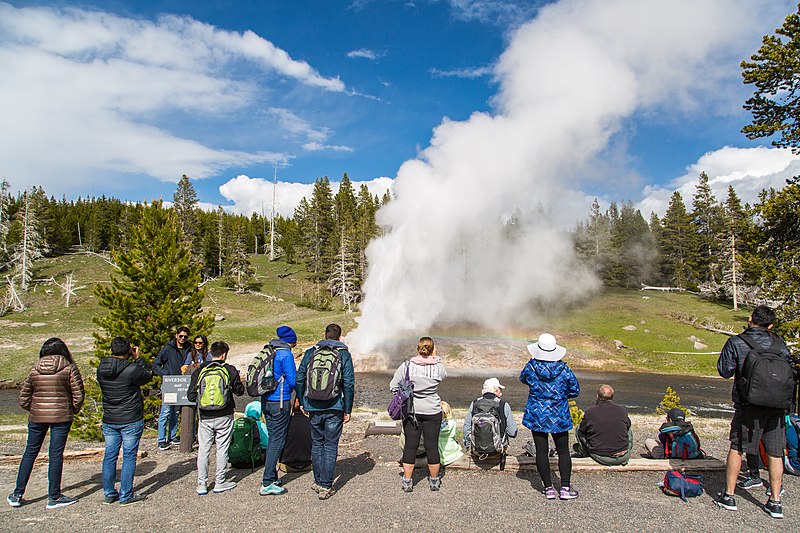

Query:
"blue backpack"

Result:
[[760, 414, 800, 476], [661, 422, 703, 460], [662, 470, 704, 501]]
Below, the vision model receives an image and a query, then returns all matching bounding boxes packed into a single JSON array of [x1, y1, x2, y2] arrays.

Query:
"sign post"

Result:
[[161, 376, 195, 453]]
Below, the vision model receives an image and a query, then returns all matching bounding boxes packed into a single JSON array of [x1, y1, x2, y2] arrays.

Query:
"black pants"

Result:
[[402, 412, 442, 465], [532, 431, 571, 488]]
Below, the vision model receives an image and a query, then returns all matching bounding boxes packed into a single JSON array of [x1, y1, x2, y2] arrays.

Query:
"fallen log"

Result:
[[0, 448, 148, 466]]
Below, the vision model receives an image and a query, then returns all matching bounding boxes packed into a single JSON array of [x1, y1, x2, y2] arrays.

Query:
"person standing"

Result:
[[259, 325, 298, 496], [295, 323, 355, 500], [181, 334, 210, 375], [520, 333, 580, 500], [8, 338, 84, 509], [153, 326, 191, 450], [391, 336, 447, 492], [714, 305, 793, 519], [97, 337, 153, 505], [187, 341, 244, 495]]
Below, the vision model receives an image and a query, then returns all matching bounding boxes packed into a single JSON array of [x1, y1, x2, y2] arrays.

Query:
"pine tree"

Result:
[[574, 199, 612, 277], [329, 229, 359, 310], [173, 175, 201, 265], [0, 180, 11, 264], [224, 234, 257, 293], [720, 186, 748, 308], [216, 205, 226, 277], [659, 191, 700, 289], [607, 202, 656, 288], [10, 189, 49, 290], [691, 172, 724, 291], [307, 177, 336, 280]]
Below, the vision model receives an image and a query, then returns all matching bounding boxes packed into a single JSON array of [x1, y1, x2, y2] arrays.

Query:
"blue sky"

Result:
[[1, 0, 798, 218]]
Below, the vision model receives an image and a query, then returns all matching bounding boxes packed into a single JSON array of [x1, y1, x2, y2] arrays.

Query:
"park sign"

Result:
[[161, 375, 194, 406]]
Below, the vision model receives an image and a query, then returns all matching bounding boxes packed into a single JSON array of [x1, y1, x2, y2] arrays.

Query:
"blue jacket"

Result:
[[295, 340, 355, 414], [717, 326, 791, 405], [262, 339, 297, 403], [153, 339, 189, 376], [520, 359, 580, 434]]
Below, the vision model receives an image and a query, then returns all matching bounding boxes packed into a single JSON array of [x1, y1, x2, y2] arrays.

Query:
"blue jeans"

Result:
[[14, 421, 72, 500], [157, 403, 179, 444], [309, 410, 344, 489], [102, 419, 145, 502], [261, 400, 291, 486]]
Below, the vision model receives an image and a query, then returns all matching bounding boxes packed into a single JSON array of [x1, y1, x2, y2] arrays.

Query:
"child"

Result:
[[438, 401, 464, 466], [644, 408, 702, 459]]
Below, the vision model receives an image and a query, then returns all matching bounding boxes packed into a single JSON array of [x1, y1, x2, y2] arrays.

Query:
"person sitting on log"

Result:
[[573, 384, 633, 466]]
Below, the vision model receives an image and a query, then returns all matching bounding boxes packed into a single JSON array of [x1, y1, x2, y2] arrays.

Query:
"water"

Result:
[[0, 369, 735, 418]]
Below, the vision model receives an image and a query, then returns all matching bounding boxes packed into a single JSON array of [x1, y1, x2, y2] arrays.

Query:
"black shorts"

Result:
[[729, 404, 786, 457]]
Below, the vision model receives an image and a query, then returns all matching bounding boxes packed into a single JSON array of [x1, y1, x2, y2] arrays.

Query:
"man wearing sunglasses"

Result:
[[153, 326, 191, 450]]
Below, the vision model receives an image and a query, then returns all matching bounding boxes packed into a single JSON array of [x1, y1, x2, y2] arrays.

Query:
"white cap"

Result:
[[482, 377, 505, 394]]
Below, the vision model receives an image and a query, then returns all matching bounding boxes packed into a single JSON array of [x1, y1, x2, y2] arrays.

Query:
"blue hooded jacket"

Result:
[[295, 339, 355, 413], [520, 359, 580, 434], [262, 339, 297, 403]]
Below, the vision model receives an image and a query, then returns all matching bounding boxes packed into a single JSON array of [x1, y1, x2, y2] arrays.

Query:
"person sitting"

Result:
[[644, 408, 703, 460], [463, 378, 518, 463], [573, 384, 633, 466], [438, 401, 464, 466], [279, 398, 312, 473], [244, 400, 269, 450]]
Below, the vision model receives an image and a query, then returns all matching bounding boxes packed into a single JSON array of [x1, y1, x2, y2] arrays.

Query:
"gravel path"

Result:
[[0, 412, 794, 532]]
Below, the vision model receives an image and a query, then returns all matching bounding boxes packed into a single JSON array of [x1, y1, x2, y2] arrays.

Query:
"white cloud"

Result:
[[346, 48, 386, 60], [448, 0, 539, 28], [429, 65, 493, 79], [638, 146, 800, 216], [0, 2, 344, 192], [267, 108, 353, 153], [218, 174, 394, 218]]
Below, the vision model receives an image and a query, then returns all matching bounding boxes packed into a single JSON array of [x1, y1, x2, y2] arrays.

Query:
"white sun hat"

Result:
[[482, 377, 505, 394], [527, 333, 567, 362]]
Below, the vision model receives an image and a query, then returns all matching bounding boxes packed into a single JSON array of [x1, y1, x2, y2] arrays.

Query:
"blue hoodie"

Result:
[[262, 339, 297, 403], [295, 339, 355, 413], [520, 359, 580, 434], [244, 400, 269, 449]]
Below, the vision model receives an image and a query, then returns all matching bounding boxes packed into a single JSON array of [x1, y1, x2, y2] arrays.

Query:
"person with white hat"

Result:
[[520, 333, 580, 501], [463, 378, 518, 462]]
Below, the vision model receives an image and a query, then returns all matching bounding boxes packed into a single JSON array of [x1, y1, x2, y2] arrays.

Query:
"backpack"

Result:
[[759, 414, 800, 476], [305, 345, 343, 401], [662, 470, 704, 501], [246, 345, 278, 397], [196, 362, 230, 411], [388, 361, 414, 421], [736, 334, 793, 410], [228, 416, 265, 469], [661, 422, 704, 460], [469, 396, 507, 456]]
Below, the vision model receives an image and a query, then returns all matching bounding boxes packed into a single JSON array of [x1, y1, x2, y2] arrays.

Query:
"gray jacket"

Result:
[[390, 360, 447, 416]]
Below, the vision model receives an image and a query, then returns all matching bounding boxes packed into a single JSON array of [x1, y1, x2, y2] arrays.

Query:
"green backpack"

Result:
[[305, 345, 343, 401], [196, 362, 230, 411], [229, 416, 265, 469]]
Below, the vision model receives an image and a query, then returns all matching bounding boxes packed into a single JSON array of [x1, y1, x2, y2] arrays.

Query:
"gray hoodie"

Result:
[[390, 360, 447, 415]]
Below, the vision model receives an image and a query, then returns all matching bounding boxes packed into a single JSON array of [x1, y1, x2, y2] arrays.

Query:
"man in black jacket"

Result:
[[574, 384, 632, 466], [714, 306, 792, 519], [97, 337, 153, 506], [153, 326, 190, 450]]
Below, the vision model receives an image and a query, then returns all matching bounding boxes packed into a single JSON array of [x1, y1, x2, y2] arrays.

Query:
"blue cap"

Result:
[[276, 325, 297, 344]]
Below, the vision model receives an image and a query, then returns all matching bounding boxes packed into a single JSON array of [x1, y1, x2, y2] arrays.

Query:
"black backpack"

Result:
[[305, 345, 343, 401], [469, 396, 507, 456], [737, 334, 794, 410]]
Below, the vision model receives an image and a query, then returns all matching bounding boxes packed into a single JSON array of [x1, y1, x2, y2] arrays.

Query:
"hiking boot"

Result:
[[763, 499, 784, 519], [714, 492, 737, 511], [157, 441, 170, 451], [102, 495, 119, 504], [119, 494, 146, 506], [213, 481, 237, 493], [196, 484, 208, 496], [259, 482, 286, 496], [543, 486, 557, 500], [766, 486, 786, 497], [429, 476, 441, 491], [559, 486, 579, 500], [7, 493, 22, 508], [46, 495, 78, 509], [318, 486, 335, 500], [401, 478, 413, 493], [736, 475, 763, 490]]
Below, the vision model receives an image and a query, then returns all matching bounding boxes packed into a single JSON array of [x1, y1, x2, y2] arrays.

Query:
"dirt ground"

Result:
[[0, 412, 795, 532]]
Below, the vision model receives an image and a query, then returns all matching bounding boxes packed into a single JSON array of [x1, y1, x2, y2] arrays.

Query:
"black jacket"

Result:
[[187, 360, 244, 419], [578, 399, 631, 456], [153, 339, 189, 376], [717, 327, 791, 405], [97, 356, 153, 424]]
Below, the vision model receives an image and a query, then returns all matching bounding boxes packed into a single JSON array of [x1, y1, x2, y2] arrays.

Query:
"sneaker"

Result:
[[46, 495, 78, 509], [274, 478, 283, 487], [318, 486, 335, 500], [714, 492, 737, 511], [213, 481, 237, 493], [429, 476, 441, 491], [157, 441, 170, 451], [311, 483, 322, 493], [559, 486, 579, 500], [402, 478, 413, 493], [763, 499, 784, 519], [119, 494, 146, 506], [736, 475, 763, 490], [543, 486, 557, 500], [196, 484, 208, 496], [7, 493, 22, 507], [170, 437, 180, 445], [102, 495, 119, 505], [766, 486, 786, 497], [259, 482, 286, 496]]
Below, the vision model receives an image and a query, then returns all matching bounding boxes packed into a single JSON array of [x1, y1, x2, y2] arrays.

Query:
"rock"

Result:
[[644, 329, 650, 333], [214, 314, 225, 322], [613, 340, 626, 349], [640, 320, 646, 324], [622, 325, 637, 331], [30, 322, 47, 327], [693, 341, 708, 350], [687, 335, 701, 342]]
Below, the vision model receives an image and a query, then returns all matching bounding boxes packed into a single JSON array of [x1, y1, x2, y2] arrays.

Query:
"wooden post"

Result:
[[180, 406, 194, 453]]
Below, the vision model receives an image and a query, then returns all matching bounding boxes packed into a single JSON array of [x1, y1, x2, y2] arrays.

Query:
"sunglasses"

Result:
[[177, 334, 189, 339], [194, 340, 205, 345]]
